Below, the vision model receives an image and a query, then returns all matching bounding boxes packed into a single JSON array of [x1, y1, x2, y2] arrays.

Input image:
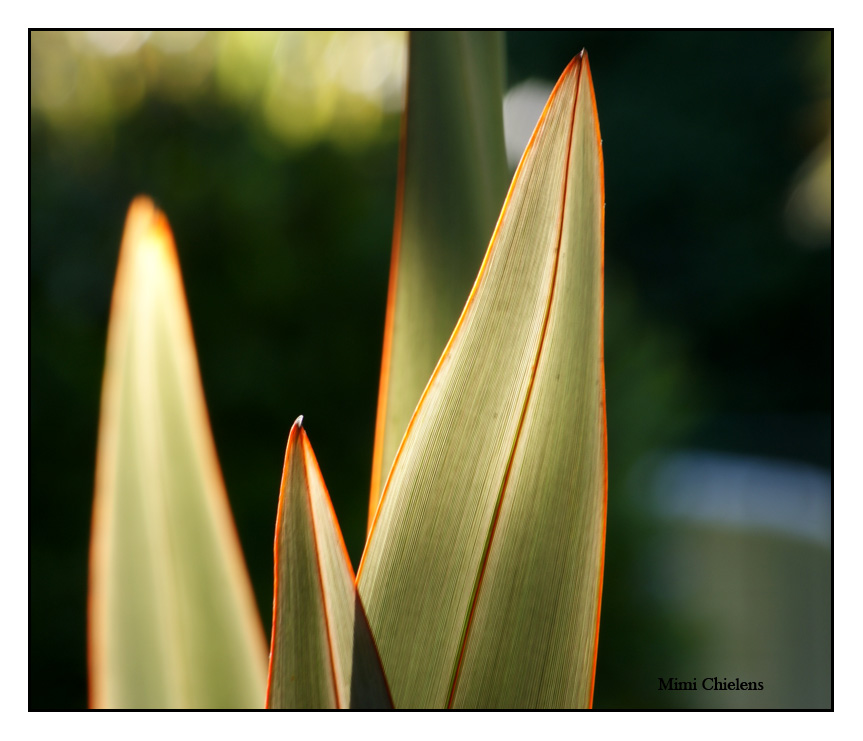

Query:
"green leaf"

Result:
[[89, 198, 267, 708], [267, 418, 392, 709], [358, 54, 606, 708], [368, 31, 509, 532]]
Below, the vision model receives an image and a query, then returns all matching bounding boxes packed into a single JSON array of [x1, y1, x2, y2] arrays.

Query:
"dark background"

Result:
[[30, 31, 831, 709]]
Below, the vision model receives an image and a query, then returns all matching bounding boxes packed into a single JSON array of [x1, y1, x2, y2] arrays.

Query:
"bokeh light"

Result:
[[30, 31, 407, 148]]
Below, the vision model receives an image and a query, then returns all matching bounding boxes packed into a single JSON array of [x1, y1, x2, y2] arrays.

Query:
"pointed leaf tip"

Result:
[[268, 427, 391, 709], [359, 55, 605, 708]]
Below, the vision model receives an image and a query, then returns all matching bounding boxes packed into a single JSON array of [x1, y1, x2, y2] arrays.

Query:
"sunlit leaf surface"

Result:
[[368, 31, 509, 532], [89, 198, 267, 708], [358, 55, 606, 708], [267, 418, 391, 709]]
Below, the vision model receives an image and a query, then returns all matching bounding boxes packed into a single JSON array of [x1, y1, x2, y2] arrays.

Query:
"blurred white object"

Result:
[[647, 450, 831, 546], [637, 449, 831, 708], [503, 79, 554, 169]]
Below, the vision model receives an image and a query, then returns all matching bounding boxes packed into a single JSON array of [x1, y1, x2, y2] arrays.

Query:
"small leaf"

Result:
[[267, 418, 392, 709], [358, 54, 606, 708], [89, 197, 267, 708], [368, 31, 509, 533]]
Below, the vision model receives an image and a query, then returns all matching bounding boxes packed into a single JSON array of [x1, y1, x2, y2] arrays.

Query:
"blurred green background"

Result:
[[30, 30, 831, 709]]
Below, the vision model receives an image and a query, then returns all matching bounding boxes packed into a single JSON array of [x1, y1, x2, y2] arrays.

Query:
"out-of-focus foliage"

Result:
[[783, 33, 831, 247], [367, 31, 509, 528], [30, 31, 406, 147], [30, 30, 831, 710]]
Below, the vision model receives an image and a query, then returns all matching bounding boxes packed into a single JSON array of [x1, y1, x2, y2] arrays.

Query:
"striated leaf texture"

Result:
[[267, 418, 392, 709], [368, 31, 509, 532], [357, 54, 606, 708], [89, 197, 267, 708]]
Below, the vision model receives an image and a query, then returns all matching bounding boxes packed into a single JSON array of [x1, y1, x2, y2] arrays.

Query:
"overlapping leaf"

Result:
[[89, 198, 267, 708], [368, 31, 509, 532], [357, 54, 606, 708], [267, 418, 391, 709]]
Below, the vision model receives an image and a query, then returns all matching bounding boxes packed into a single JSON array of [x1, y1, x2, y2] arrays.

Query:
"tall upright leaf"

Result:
[[267, 418, 391, 709], [89, 197, 267, 708], [368, 31, 509, 532], [358, 54, 606, 708]]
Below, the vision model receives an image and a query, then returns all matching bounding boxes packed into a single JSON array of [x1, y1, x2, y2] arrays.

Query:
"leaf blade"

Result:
[[449, 55, 606, 708], [268, 419, 392, 709], [368, 31, 509, 533], [89, 197, 267, 708], [358, 55, 606, 709]]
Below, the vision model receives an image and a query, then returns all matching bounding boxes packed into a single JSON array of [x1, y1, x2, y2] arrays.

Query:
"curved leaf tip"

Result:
[[90, 196, 267, 708]]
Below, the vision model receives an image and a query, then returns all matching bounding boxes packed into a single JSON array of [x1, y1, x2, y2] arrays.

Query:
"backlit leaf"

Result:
[[368, 31, 509, 533], [89, 197, 267, 708], [357, 54, 606, 708], [267, 418, 391, 709]]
